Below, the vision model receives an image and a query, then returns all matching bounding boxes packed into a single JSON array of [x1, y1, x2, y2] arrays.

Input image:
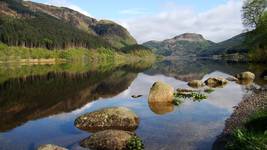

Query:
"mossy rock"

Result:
[[188, 80, 205, 88], [235, 71, 255, 80], [37, 144, 67, 150], [74, 107, 139, 132], [204, 77, 228, 88], [80, 130, 135, 150]]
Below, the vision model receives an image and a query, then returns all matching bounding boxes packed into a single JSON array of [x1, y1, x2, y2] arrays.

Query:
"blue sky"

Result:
[[29, 0, 244, 43], [31, 0, 228, 19]]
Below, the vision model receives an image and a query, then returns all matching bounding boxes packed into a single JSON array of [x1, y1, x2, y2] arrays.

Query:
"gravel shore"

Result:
[[213, 89, 267, 150]]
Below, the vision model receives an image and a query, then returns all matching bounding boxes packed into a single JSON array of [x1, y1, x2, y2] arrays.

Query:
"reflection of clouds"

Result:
[[115, 73, 187, 99], [47, 102, 96, 120], [202, 71, 245, 112]]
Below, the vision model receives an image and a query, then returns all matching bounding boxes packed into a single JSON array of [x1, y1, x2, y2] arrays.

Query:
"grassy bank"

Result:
[[0, 43, 155, 65], [0, 43, 155, 84], [213, 90, 267, 150]]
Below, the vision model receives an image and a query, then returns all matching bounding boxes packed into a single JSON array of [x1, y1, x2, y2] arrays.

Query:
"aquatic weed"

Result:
[[204, 88, 215, 94], [126, 136, 144, 150]]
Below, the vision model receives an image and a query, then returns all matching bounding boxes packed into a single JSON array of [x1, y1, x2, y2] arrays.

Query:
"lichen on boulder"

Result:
[[235, 71, 255, 80], [204, 77, 228, 88], [37, 144, 67, 150], [80, 130, 135, 150], [188, 80, 205, 88], [74, 107, 139, 132]]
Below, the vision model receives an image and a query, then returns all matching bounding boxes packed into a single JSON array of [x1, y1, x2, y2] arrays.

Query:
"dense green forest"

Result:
[[0, 0, 111, 50], [247, 11, 267, 62], [0, 15, 111, 50], [0, 0, 137, 50]]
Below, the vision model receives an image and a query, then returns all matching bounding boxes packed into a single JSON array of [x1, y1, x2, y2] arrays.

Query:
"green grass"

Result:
[[226, 109, 267, 150], [0, 43, 155, 64]]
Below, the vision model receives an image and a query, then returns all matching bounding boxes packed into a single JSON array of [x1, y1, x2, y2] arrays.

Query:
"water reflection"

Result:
[[0, 59, 266, 150], [148, 102, 175, 115], [145, 58, 267, 86], [0, 64, 147, 132]]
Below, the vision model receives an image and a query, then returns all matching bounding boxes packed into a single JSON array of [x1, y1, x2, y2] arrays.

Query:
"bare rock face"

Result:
[[37, 144, 67, 150], [205, 77, 228, 88], [80, 130, 134, 150], [148, 81, 174, 103], [74, 107, 139, 132], [188, 80, 205, 88], [172, 33, 206, 42], [235, 71, 255, 81]]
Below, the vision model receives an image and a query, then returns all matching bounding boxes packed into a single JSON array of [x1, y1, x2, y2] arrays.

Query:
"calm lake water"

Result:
[[0, 59, 266, 150]]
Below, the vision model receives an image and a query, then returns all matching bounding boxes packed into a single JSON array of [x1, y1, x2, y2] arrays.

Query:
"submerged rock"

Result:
[[148, 81, 174, 103], [176, 88, 197, 93], [204, 77, 228, 88], [74, 107, 139, 132], [235, 71, 255, 80], [131, 95, 143, 98], [188, 80, 205, 88], [226, 76, 239, 82], [37, 144, 67, 150], [80, 130, 134, 150]]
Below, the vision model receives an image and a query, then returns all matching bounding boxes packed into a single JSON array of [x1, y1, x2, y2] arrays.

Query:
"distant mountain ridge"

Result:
[[199, 33, 249, 57], [143, 33, 215, 57], [0, 0, 137, 50]]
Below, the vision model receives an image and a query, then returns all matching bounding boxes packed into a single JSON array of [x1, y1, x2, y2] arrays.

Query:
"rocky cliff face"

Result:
[[143, 33, 214, 57], [167, 33, 206, 43]]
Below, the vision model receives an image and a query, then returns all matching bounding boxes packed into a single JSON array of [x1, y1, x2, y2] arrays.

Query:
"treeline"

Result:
[[247, 12, 267, 62], [0, 15, 112, 50], [242, 0, 267, 62]]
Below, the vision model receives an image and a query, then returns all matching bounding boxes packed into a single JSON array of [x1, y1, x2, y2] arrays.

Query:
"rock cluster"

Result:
[[74, 107, 140, 150]]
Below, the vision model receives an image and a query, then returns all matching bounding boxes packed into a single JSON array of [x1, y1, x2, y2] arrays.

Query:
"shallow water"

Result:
[[0, 59, 266, 150]]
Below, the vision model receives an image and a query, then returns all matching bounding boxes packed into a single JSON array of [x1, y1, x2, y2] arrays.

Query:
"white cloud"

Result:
[[46, 0, 91, 17], [118, 0, 244, 43]]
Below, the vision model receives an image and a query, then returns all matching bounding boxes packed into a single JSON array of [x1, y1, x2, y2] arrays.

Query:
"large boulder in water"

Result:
[[204, 77, 228, 88], [188, 80, 205, 88], [74, 107, 139, 132], [148, 81, 174, 103], [37, 144, 67, 150], [235, 71, 255, 80], [80, 130, 135, 150]]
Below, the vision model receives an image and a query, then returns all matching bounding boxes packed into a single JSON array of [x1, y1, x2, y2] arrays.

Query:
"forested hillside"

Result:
[[0, 0, 136, 50]]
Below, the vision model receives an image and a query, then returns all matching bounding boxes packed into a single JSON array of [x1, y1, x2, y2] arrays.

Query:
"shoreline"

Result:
[[0, 58, 67, 65], [213, 89, 267, 150]]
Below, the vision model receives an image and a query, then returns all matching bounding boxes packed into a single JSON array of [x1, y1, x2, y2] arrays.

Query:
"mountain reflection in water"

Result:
[[0, 59, 266, 150]]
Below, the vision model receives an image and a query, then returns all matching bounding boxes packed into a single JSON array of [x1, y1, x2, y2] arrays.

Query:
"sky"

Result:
[[29, 0, 245, 43]]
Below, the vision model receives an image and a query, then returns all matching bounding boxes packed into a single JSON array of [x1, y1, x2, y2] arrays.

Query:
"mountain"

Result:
[[0, 0, 137, 50], [143, 33, 215, 57], [199, 33, 249, 57]]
